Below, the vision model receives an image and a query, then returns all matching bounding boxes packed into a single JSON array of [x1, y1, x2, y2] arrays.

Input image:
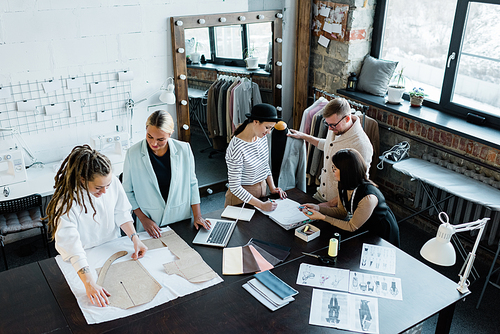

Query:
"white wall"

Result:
[[0, 0, 249, 162]]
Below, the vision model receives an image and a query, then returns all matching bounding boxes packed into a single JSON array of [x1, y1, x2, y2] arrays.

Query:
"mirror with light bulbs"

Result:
[[170, 10, 283, 142]]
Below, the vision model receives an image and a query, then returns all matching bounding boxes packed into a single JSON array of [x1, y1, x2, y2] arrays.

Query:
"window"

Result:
[[184, 22, 272, 68], [373, 0, 500, 128]]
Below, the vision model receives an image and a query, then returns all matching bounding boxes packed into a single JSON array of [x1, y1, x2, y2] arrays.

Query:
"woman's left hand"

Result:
[[271, 187, 287, 200], [132, 238, 148, 260], [194, 216, 211, 230], [299, 207, 325, 221]]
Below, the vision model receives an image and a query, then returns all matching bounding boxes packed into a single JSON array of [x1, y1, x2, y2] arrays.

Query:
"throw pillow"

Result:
[[356, 55, 398, 97]]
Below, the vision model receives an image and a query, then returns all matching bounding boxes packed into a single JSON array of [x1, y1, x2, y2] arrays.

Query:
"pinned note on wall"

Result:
[[67, 77, 85, 90], [96, 109, 112, 122], [0, 86, 12, 99], [68, 100, 82, 117], [44, 103, 64, 115], [118, 71, 134, 82], [16, 100, 37, 112], [90, 81, 108, 94], [42, 79, 61, 93]]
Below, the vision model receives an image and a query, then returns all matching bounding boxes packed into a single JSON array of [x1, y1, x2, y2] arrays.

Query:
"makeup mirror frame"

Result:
[[170, 10, 283, 142]]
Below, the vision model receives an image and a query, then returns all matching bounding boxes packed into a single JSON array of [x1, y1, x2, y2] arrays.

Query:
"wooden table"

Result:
[[0, 262, 70, 333], [2, 189, 466, 333]]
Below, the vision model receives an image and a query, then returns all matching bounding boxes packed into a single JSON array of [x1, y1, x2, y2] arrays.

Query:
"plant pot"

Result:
[[245, 57, 259, 70], [410, 96, 424, 107], [387, 86, 405, 104], [191, 52, 201, 64]]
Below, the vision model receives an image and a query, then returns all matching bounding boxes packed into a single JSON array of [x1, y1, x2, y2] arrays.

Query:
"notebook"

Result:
[[221, 205, 255, 221], [192, 219, 237, 247]]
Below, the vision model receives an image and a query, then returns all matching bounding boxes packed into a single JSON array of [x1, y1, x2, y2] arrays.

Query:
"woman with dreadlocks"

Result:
[[46, 145, 147, 307]]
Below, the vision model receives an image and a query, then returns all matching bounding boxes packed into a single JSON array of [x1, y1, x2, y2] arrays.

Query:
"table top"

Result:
[[0, 262, 70, 333], [2, 189, 466, 333]]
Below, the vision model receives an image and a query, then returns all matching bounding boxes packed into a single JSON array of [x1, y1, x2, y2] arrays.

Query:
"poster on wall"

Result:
[[312, 1, 349, 43]]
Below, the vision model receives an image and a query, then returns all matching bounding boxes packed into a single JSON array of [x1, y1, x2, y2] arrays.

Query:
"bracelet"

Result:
[[130, 232, 139, 241]]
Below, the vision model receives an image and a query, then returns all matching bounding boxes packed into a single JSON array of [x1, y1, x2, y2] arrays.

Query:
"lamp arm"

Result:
[[453, 218, 488, 233], [456, 218, 489, 293]]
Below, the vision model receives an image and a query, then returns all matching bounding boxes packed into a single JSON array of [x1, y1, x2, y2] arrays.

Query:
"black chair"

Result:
[[0, 194, 50, 270]]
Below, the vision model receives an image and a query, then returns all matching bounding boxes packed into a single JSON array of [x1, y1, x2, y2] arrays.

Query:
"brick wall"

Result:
[[309, 0, 375, 92]]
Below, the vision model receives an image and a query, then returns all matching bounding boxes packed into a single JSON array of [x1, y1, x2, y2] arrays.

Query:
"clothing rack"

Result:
[[312, 87, 368, 128], [216, 69, 254, 105]]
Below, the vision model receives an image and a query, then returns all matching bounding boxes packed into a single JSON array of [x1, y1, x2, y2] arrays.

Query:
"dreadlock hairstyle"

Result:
[[45, 145, 112, 240]]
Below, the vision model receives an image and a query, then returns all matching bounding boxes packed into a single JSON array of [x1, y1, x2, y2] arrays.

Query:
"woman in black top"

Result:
[[300, 148, 400, 247]]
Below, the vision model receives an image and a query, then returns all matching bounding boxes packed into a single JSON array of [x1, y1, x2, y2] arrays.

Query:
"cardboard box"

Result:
[[295, 224, 320, 242]]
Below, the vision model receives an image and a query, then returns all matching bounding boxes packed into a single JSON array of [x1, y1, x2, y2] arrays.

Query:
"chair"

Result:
[[476, 239, 500, 309], [0, 194, 50, 270]]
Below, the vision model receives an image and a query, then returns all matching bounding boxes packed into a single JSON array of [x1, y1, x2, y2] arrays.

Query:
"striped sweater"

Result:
[[226, 135, 271, 203]]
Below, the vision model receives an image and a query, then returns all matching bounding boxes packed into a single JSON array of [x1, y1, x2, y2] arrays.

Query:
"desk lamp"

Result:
[[159, 77, 176, 104], [0, 127, 40, 167], [420, 211, 489, 294]]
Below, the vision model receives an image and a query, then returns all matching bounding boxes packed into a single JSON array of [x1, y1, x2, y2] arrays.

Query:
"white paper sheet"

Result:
[[67, 77, 85, 89], [256, 198, 309, 229], [0, 86, 12, 99], [309, 289, 379, 333], [55, 227, 223, 324], [319, 6, 331, 17], [359, 243, 396, 275], [349, 271, 402, 301], [297, 263, 350, 292], [42, 79, 61, 93], [318, 35, 330, 48]]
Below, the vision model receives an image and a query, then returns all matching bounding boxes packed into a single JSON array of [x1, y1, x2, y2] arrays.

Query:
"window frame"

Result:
[[371, 0, 500, 130]]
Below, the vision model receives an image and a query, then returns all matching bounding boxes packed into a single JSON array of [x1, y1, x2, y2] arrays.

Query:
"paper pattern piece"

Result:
[[309, 289, 379, 334], [318, 35, 330, 48], [221, 205, 255, 221], [349, 271, 402, 301], [160, 229, 218, 283], [296, 263, 350, 292], [256, 198, 309, 230], [55, 227, 223, 325], [97, 259, 162, 309], [360, 243, 396, 275], [96, 251, 128, 286]]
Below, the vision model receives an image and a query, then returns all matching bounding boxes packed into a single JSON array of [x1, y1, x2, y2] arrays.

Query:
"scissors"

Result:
[[302, 252, 336, 265]]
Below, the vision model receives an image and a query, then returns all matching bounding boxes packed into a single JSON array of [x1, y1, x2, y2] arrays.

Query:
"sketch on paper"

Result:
[[359, 243, 397, 275], [296, 263, 350, 292], [349, 271, 403, 301], [310, 289, 379, 333]]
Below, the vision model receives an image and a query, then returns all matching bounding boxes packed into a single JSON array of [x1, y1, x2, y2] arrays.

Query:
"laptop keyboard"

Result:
[[207, 221, 233, 244]]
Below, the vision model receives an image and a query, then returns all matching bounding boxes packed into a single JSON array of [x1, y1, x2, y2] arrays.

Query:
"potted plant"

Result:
[[244, 46, 259, 70], [408, 87, 427, 107], [191, 42, 202, 64], [387, 68, 406, 104]]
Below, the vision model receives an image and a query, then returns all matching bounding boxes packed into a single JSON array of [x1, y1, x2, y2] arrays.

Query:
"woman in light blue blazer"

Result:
[[122, 110, 209, 238]]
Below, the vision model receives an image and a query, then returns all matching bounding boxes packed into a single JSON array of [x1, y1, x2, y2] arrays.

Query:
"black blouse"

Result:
[[147, 145, 171, 203]]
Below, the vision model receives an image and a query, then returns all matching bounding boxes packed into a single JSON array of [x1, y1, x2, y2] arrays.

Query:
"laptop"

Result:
[[193, 219, 237, 247]]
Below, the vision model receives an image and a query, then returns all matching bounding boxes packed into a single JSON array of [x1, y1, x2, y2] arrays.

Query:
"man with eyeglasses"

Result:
[[288, 98, 373, 208]]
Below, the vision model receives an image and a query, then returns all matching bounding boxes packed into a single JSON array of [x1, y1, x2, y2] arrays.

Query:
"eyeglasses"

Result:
[[323, 114, 348, 130]]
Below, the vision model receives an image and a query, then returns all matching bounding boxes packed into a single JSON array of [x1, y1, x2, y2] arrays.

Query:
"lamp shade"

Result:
[[159, 84, 176, 104], [420, 223, 456, 266]]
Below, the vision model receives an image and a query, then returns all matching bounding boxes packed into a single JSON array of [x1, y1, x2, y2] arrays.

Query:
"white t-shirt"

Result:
[[55, 175, 133, 272]]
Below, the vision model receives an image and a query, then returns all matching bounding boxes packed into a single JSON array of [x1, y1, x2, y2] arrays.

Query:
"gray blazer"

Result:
[[268, 134, 307, 192]]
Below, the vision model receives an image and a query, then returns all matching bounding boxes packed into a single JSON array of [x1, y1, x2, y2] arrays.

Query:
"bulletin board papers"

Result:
[[256, 198, 310, 230], [309, 289, 379, 333], [312, 1, 349, 43], [360, 243, 396, 275], [55, 227, 223, 324]]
